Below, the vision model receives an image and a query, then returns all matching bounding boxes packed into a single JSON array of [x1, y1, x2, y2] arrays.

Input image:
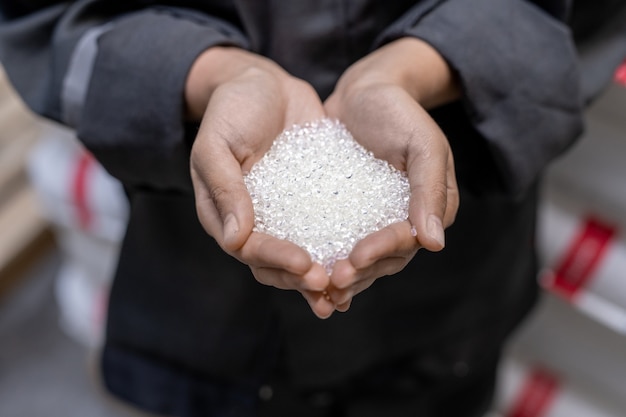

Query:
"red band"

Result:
[[615, 60, 626, 87], [551, 217, 615, 300], [72, 151, 94, 230], [507, 368, 559, 417]]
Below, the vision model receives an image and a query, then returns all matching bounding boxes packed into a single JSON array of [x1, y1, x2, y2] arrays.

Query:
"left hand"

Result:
[[187, 47, 334, 318], [323, 37, 461, 312]]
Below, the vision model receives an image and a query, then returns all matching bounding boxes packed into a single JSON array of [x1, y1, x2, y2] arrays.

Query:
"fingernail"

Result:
[[224, 213, 239, 241], [427, 215, 445, 248]]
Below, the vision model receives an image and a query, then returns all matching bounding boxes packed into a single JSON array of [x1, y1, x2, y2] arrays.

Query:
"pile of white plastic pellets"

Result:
[[244, 118, 410, 273]]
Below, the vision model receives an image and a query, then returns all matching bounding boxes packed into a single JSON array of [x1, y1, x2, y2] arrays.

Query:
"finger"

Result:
[[240, 232, 313, 275], [353, 256, 412, 286], [191, 122, 255, 252], [328, 276, 377, 306], [302, 291, 336, 319], [252, 267, 334, 319], [243, 234, 330, 291], [191, 167, 225, 241], [406, 129, 450, 252], [252, 266, 304, 290], [327, 259, 358, 305], [302, 263, 332, 292], [335, 298, 352, 313], [251, 264, 328, 292], [329, 258, 359, 291], [330, 253, 413, 306], [443, 151, 460, 228], [329, 222, 417, 301], [347, 221, 418, 273]]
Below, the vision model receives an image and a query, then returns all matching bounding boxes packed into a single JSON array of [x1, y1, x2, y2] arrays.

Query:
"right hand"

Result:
[[187, 47, 335, 318], [323, 38, 460, 312]]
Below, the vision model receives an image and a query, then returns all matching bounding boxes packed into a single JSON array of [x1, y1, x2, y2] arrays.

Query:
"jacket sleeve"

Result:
[[0, 1, 249, 191], [375, 0, 584, 196]]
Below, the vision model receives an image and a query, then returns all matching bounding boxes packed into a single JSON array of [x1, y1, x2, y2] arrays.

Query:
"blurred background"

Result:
[[0, 66, 132, 416], [1, 59, 626, 416]]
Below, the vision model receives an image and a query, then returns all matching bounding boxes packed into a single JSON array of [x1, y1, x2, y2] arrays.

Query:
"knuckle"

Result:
[[208, 182, 231, 203], [409, 129, 445, 161], [431, 182, 448, 204]]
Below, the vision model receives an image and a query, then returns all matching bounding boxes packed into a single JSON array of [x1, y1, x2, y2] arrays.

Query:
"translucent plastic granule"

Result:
[[243, 118, 410, 273]]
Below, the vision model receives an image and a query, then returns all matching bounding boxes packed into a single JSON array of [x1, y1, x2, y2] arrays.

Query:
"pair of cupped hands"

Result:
[[186, 37, 460, 319]]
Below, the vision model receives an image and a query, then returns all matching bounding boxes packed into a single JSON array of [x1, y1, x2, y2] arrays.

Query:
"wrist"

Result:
[[185, 46, 226, 120], [339, 37, 460, 110], [389, 37, 460, 109], [184, 46, 285, 120]]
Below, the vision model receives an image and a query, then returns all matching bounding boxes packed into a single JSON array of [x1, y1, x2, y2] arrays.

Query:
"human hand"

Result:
[[324, 38, 461, 311], [187, 47, 334, 318]]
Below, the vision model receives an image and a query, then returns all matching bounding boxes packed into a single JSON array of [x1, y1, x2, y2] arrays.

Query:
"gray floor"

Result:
[[0, 250, 134, 417]]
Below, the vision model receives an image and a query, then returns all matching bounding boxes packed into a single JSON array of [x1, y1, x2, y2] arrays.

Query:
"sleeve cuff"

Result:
[[376, 0, 584, 196], [78, 8, 248, 191]]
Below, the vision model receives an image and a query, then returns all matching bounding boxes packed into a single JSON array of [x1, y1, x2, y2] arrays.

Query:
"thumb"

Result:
[[190, 138, 254, 253], [407, 136, 450, 252]]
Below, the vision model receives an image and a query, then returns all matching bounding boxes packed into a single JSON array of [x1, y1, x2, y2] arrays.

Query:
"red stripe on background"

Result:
[[507, 368, 559, 417], [550, 217, 616, 300], [615, 60, 626, 86], [73, 151, 94, 230]]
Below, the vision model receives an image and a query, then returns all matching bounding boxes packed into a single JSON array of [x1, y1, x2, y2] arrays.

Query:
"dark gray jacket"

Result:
[[0, 0, 593, 415]]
